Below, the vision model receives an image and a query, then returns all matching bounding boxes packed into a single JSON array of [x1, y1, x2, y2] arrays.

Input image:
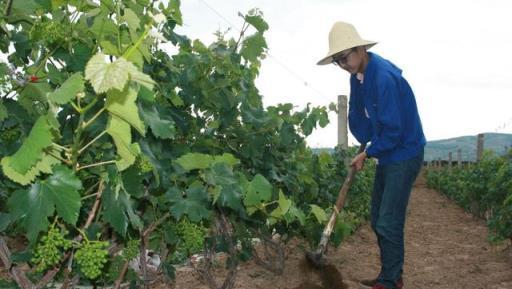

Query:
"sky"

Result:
[[175, 0, 512, 148]]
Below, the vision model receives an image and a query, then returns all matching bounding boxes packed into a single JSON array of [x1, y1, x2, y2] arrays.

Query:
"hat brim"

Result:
[[317, 41, 378, 65]]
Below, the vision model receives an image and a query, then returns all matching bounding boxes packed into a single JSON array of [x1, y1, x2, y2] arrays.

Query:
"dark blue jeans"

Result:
[[371, 150, 424, 289]]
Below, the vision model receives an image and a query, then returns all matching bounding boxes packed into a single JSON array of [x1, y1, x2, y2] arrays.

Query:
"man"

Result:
[[317, 21, 426, 289]]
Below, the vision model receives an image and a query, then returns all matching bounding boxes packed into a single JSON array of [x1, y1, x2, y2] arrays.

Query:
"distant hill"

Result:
[[312, 133, 512, 162], [424, 133, 512, 161]]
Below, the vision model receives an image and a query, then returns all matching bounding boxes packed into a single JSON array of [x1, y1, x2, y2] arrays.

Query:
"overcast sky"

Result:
[[175, 0, 512, 147]]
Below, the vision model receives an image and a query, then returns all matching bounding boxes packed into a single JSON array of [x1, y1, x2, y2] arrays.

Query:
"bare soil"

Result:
[[171, 173, 512, 289]]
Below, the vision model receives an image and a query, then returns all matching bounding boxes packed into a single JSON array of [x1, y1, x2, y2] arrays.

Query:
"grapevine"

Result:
[[0, 2, 375, 288]]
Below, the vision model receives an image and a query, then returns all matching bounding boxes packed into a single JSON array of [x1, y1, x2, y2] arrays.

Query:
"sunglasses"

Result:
[[332, 48, 356, 66]]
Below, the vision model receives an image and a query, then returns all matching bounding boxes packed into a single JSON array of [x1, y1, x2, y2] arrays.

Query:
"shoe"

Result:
[[371, 284, 390, 289], [360, 278, 377, 288], [396, 277, 403, 289], [360, 277, 403, 289]]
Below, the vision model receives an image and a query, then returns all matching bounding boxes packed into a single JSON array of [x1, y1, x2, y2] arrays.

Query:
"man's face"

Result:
[[332, 46, 363, 74]]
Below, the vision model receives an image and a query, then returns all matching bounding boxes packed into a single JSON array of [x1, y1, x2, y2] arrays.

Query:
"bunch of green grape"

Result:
[[176, 218, 207, 255], [0, 127, 19, 143], [32, 226, 72, 272], [121, 239, 140, 261], [29, 19, 66, 45], [74, 240, 109, 279], [136, 156, 154, 173]]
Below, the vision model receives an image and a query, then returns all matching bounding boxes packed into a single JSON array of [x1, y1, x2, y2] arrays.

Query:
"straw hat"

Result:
[[317, 21, 377, 65]]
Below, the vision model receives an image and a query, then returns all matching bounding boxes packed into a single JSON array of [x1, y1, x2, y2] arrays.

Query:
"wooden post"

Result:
[[448, 152, 453, 168], [337, 95, 348, 150], [337, 95, 350, 168], [476, 133, 484, 162], [457, 149, 462, 168]]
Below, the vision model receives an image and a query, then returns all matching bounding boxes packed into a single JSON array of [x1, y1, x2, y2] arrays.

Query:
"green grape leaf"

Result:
[[138, 86, 155, 103], [8, 188, 53, 243], [167, 1, 183, 25], [0, 101, 7, 122], [138, 104, 175, 139], [313, 107, 329, 128], [7, 166, 82, 242], [47, 63, 66, 85], [41, 166, 82, 225], [205, 163, 238, 186], [215, 184, 244, 212], [213, 153, 240, 167], [99, 40, 120, 56], [240, 33, 267, 62], [310, 204, 327, 223], [128, 67, 155, 90], [243, 174, 272, 207], [102, 185, 142, 236], [0, 63, 7, 75], [85, 53, 129, 93], [175, 153, 239, 171], [1, 153, 60, 185], [332, 220, 353, 247], [106, 86, 146, 135], [168, 90, 183, 107], [286, 205, 306, 226], [269, 191, 292, 223], [91, 12, 117, 39], [175, 153, 213, 171], [0, 213, 11, 232], [85, 53, 155, 94], [5, 116, 53, 174], [277, 190, 292, 215], [106, 115, 140, 171], [48, 72, 85, 105], [51, 0, 66, 10], [122, 8, 140, 38], [102, 186, 128, 236], [205, 163, 243, 211], [166, 187, 210, 222], [301, 116, 315, 136], [121, 166, 144, 198], [319, 112, 329, 127], [18, 82, 51, 115], [245, 14, 269, 32], [10, 0, 42, 16]]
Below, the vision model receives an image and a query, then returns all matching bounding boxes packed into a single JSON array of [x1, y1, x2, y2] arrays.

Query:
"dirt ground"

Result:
[[172, 173, 512, 289]]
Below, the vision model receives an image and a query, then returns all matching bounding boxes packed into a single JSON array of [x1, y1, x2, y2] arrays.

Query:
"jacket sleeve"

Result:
[[365, 75, 402, 158], [348, 91, 372, 144]]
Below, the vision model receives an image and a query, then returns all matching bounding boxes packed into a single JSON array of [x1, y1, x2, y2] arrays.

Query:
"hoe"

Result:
[[306, 144, 366, 268]]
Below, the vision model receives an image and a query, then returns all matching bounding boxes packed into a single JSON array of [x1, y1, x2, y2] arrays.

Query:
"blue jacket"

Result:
[[348, 52, 426, 165]]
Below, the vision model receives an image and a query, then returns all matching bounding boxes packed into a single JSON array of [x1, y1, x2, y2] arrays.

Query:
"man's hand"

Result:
[[350, 151, 367, 171]]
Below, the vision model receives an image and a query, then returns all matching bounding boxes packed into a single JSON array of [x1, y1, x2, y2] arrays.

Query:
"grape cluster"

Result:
[[29, 20, 66, 45], [0, 128, 19, 142], [176, 218, 207, 255], [75, 240, 109, 279], [121, 239, 140, 261], [136, 157, 154, 173], [32, 226, 72, 272]]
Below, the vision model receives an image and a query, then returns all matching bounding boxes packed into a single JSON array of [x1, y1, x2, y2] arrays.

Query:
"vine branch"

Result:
[[76, 160, 116, 171]]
